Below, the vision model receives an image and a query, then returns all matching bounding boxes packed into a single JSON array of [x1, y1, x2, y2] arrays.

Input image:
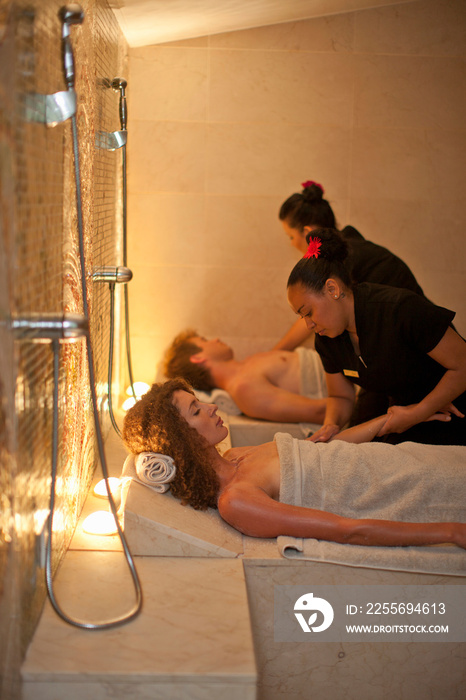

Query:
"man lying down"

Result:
[[123, 378, 466, 550], [163, 329, 327, 424]]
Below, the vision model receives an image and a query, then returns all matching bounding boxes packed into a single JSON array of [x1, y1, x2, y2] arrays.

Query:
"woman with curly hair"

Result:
[[122, 378, 466, 549]]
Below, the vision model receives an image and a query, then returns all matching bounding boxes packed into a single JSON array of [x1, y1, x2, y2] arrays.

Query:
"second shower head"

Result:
[[59, 4, 84, 37]]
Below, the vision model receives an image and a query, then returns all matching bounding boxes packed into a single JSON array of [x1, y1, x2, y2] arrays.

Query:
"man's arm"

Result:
[[231, 378, 326, 423], [273, 318, 313, 351], [218, 484, 465, 548]]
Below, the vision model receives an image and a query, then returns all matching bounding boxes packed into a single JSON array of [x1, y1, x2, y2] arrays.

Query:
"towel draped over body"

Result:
[[275, 432, 466, 574], [296, 347, 327, 401]]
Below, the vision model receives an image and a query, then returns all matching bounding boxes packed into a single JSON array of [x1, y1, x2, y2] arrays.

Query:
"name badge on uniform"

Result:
[[343, 369, 359, 378]]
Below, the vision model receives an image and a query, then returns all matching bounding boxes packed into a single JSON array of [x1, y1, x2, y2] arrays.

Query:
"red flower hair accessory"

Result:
[[304, 237, 322, 259], [301, 180, 324, 193]]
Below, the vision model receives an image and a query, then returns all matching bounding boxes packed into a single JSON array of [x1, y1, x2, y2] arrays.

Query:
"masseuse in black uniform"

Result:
[[276, 180, 427, 424], [276, 180, 424, 352], [286, 228, 466, 446]]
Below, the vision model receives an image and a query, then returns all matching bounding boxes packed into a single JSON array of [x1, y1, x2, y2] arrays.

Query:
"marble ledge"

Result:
[[22, 553, 257, 689]]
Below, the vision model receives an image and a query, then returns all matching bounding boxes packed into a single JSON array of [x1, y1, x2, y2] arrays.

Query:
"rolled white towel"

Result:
[[134, 452, 176, 493]]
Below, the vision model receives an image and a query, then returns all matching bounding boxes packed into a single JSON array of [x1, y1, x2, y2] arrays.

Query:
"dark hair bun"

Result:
[[306, 227, 349, 263], [301, 180, 324, 202]]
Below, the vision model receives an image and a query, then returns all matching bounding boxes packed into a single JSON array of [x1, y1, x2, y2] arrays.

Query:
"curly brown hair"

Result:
[[163, 329, 215, 391], [122, 378, 220, 510]]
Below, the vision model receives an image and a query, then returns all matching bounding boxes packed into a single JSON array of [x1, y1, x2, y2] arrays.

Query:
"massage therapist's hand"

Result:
[[377, 404, 455, 436], [307, 423, 341, 443]]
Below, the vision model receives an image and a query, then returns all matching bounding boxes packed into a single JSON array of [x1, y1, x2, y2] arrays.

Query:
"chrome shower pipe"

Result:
[[12, 313, 88, 342], [92, 266, 133, 284], [109, 75, 136, 401]]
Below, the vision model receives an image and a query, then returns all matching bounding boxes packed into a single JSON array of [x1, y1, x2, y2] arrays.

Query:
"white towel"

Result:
[[122, 452, 176, 493], [194, 388, 242, 415], [295, 347, 327, 437], [275, 432, 466, 574]]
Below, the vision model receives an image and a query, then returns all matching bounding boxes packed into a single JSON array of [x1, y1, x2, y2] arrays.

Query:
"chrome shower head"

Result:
[[58, 4, 84, 38], [112, 77, 127, 92], [58, 4, 84, 89], [111, 77, 128, 130]]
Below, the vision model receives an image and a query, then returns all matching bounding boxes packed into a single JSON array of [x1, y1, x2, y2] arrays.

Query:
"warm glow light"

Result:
[[82, 511, 118, 536], [126, 382, 150, 397], [123, 382, 150, 411], [93, 477, 121, 498]]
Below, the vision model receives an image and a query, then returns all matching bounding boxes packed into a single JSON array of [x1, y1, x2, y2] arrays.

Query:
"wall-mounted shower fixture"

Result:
[[96, 77, 128, 150], [12, 312, 88, 341], [24, 4, 83, 126], [93, 266, 133, 437], [112, 77, 127, 131], [22, 4, 143, 631], [111, 76, 137, 401], [95, 129, 127, 151], [58, 4, 84, 90], [92, 266, 132, 284], [24, 89, 76, 127]]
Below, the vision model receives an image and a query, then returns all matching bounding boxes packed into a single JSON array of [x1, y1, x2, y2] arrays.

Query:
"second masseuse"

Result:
[[287, 228, 466, 445]]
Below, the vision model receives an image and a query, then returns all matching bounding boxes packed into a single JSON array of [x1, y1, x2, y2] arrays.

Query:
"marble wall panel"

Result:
[[354, 0, 466, 56], [209, 14, 354, 52], [128, 193, 207, 266], [209, 51, 354, 126], [127, 0, 466, 380], [129, 120, 207, 193], [354, 54, 466, 131], [205, 123, 351, 197], [129, 46, 209, 122]]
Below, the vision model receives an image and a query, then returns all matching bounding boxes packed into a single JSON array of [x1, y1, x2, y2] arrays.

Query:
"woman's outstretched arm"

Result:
[[379, 327, 466, 436], [333, 408, 456, 444], [331, 414, 389, 443], [218, 484, 465, 548], [307, 371, 356, 442]]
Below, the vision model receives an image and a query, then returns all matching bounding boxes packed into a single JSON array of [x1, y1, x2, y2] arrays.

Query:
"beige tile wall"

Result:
[[127, 0, 466, 387]]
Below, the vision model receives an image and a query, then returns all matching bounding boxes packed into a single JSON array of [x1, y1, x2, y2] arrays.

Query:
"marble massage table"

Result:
[[118, 423, 466, 700]]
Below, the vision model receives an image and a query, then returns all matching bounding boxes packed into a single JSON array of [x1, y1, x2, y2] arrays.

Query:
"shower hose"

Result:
[[44, 113, 143, 630]]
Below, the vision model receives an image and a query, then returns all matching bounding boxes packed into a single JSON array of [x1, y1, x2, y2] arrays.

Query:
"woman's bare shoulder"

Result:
[[223, 442, 275, 461]]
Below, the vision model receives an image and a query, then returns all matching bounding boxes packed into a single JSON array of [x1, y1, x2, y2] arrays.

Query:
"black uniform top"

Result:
[[315, 283, 464, 408], [341, 226, 424, 296]]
